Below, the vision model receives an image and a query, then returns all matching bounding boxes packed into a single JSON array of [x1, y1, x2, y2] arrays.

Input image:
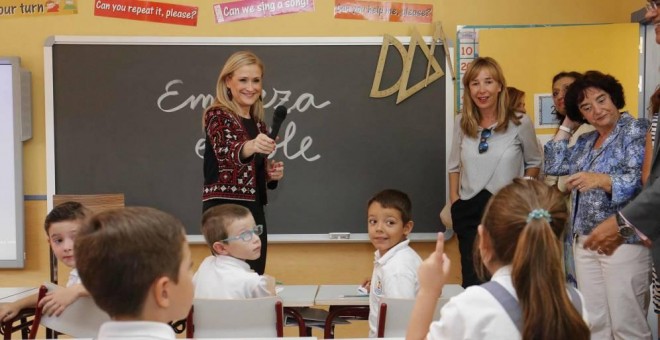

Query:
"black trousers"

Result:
[[451, 190, 492, 288], [203, 199, 268, 275]]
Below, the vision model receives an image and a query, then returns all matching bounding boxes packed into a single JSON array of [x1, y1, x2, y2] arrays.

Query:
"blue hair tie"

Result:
[[527, 209, 552, 223]]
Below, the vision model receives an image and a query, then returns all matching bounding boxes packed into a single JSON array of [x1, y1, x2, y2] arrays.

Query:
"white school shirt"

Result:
[[66, 268, 80, 287], [96, 321, 175, 339], [193, 255, 271, 299], [368, 239, 422, 337], [427, 265, 590, 340]]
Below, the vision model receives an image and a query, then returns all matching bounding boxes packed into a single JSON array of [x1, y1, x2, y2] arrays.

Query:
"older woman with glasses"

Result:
[[447, 57, 541, 288], [544, 71, 651, 339]]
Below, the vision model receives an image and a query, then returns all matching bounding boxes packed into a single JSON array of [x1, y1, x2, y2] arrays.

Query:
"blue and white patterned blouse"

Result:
[[544, 112, 648, 244]]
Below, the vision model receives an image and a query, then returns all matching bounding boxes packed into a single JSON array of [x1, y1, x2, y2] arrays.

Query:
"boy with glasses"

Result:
[[194, 204, 276, 299]]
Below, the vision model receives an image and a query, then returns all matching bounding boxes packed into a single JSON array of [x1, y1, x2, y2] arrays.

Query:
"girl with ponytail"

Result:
[[407, 179, 590, 340]]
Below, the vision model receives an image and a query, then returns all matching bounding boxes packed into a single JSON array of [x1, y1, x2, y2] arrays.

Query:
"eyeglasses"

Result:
[[222, 225, 263, 243], [478, 128, 492, 154], [647, 0, 659, 11]]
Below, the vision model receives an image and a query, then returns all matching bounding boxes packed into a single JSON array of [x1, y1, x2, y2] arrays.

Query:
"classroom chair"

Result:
[[185, 296, 284, 338], [323, 305, 369, 339], [376, 284, 465, 338], [1, 307, 36, 340], [28, 284, 111, 339]]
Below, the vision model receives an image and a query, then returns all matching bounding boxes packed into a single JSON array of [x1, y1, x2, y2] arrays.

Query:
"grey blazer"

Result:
[[622, 132, 660, 273]]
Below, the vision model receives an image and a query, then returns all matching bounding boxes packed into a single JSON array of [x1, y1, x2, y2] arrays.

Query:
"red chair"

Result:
[[27, 286, 48, 339], [28, 284, 110, 339]]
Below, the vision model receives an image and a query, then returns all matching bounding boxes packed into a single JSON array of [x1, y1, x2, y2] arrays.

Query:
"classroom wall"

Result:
[[479, 23, 641, 135], [0, 0, 644, 295]]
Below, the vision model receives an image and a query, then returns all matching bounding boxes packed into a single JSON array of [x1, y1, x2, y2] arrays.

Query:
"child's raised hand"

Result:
[[38, 285, 82, 317], [0, 302, 21, 322], [418, 232, 451, 296]]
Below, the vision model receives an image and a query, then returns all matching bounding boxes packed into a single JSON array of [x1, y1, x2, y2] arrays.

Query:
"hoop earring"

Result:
[[227, 88, 233, 100]]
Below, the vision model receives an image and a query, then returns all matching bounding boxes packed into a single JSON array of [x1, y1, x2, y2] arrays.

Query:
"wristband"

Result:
[[558, 125, 574, 135]]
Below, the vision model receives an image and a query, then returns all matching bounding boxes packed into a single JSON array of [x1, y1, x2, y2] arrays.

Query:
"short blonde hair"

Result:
[[201, 204, 251, 254]]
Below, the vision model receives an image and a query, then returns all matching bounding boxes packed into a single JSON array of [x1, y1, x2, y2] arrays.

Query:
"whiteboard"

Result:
[[0, 57, 25, 268]]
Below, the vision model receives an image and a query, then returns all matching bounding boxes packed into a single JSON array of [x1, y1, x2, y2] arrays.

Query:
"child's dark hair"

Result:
[[44, 201, 90, 234], [201, 204, 251, 253], [367, 189, 412, 224], [74, 207, 186, 318]]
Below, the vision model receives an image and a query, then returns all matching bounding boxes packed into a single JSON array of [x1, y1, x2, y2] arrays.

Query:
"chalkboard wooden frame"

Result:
[[44, 36, 453, 243]]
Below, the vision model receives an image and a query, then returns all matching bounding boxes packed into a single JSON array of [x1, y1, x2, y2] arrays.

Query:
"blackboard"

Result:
[[45, 37, 450, 242]]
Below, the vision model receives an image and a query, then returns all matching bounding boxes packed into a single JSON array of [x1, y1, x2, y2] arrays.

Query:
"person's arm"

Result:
[[518, 115, 541, 178], [544, 117, 578, 176], [257, 274, 277, 297], [0, 293, 38, 322], [38, 284, 89, 317], [583, 120, 652, 253], [447, 115, 462, 204], [406, 233, 450, 340], [239, 133, 276, 160], [205, 109, 275, 166], [448, 173, 460, 204], [642, 131, 653, 186], [565, 172, 612, 193]]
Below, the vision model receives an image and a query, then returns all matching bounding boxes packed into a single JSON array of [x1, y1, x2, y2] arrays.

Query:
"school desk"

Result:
[[0, 287, 37, 340], [315, 285, 370, 339], [278, 285, 319, 336]]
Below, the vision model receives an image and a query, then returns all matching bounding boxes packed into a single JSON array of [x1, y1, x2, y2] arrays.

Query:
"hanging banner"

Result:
[[334, 0, 432, 24], [0, 0, 78, 19], [213, 0, 314, 24], [94, 0, 198, 26]]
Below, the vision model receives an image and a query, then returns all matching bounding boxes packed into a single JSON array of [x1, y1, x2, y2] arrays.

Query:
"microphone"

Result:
[[255, 106, 288, 162], [269, 105, 288, 140]]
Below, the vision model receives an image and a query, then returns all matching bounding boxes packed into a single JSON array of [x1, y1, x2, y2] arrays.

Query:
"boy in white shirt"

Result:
[[364, 189, 422, 337], [0, 202, 90, 322], [194, 204, 276, 299], [74, 207, 194, 340]]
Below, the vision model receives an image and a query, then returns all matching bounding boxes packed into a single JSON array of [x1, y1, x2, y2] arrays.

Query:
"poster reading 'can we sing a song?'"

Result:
[[0, 0, 77, 19], [94, 0, 198, 26], [213, 0, 314, 23], [334, 0, 432, 23]]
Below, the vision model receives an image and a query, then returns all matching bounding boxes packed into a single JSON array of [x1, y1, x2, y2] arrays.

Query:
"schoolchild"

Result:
[[407, 179, 590, 340], [75, 207, 194, 339], [194, 204, 275, 299], [365, 189, 422, 338], [0, 202, 90, 322]]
